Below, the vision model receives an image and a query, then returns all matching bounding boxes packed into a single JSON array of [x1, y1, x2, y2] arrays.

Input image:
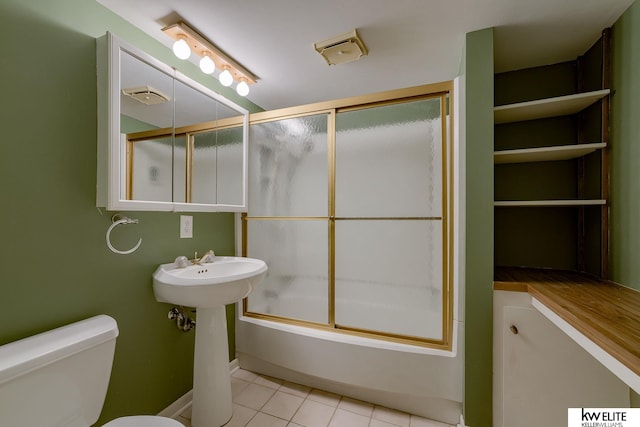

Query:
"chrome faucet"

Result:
[[191, 249, 215, 265], [173, 250, 215, 268], [174, 255, 190, 268]]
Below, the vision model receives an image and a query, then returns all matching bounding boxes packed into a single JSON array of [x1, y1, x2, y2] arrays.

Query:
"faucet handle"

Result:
[[174, 255, 190, 268], [200, 250, 216, 263]]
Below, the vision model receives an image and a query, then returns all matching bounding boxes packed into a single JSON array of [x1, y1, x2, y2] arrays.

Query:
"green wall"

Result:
[[463, 28, 494, 427], [611, 0, 640, 289], [0, 1, 259, 424]]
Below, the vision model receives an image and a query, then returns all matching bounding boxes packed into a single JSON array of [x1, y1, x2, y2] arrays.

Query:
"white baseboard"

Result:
[[229, 358, 240, 374], [157, 359, 239, 419], [157, 389, 193, 419]]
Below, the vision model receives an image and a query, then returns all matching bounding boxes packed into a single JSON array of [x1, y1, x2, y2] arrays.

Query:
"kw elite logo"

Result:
[[568, 408, 640, 427]]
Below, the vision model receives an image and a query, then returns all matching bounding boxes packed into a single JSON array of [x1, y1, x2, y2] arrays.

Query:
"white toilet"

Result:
[[0, 315, 184, 427]]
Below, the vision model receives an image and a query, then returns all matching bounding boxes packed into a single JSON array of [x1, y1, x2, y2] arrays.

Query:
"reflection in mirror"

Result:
[[120, 51, 174, 132], [122, 70, 248, 205], [173, 134, 187, 203], [191, 125, 244, 205], [174, 77, 216, 129], [173, 78, 245, 205], [191, 130, 217, 204], [174, 78, 219, 204], [129, 137, 173, 202], [214, 126, 244, 206], [120, 50, 174, 202]]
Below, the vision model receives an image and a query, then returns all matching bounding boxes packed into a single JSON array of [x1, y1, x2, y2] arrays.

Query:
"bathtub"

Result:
[[236, 76, 465, 425], [236, 301, 463, 425]]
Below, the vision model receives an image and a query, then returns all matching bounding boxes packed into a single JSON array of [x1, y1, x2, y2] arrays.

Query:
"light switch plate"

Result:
[[180, 215, 193, 238]]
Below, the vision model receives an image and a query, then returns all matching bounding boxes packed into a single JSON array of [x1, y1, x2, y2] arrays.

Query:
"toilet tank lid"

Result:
[[0, 315, 119, 385]]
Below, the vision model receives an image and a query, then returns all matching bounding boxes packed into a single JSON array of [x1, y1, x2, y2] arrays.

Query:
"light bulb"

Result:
[[172, 37, 191, 60], [199, 54, 215, 74], [219, 68, 233, 87], [236, 80, 250, 96]]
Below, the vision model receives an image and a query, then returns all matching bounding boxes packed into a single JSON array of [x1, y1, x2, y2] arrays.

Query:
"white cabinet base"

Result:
[[494, 291, 629, 427]]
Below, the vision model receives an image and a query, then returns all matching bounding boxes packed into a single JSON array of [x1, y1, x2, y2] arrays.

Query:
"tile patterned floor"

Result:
[[174, 368, 453, 427]]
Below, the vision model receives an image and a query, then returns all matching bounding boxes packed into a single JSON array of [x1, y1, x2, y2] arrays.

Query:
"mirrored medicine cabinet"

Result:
[[97, 32, 249, 212]]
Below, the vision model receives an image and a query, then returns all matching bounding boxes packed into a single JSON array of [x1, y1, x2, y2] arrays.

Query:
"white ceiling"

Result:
[[98, 0, 634, 111]]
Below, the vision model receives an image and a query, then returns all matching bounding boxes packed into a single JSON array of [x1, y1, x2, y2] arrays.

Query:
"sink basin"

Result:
[[152, 256, 268, 308]]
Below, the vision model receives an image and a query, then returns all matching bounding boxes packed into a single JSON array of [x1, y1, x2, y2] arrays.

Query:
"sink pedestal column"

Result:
[[191, 306, 232, 427]]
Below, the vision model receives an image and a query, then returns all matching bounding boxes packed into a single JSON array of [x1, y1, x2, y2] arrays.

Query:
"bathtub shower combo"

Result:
[[237, 81, 464, 425]]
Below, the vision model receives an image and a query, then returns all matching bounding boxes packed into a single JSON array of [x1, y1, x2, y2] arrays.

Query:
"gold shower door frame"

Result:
[[124, 116, 244, 202], [242, 81, 455, 350]]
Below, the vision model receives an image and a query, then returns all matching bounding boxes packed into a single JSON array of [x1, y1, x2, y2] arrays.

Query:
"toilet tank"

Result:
[[0, 315, 119, 427]]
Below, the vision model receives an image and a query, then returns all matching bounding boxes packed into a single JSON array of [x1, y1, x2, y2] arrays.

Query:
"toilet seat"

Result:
[[102, 415, 184, 427]]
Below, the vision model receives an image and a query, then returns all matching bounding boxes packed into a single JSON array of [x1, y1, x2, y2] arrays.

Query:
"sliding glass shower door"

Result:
[[244, 84, 453, 348], [334, 99, 446, 340], [245, 114, 330, 324]]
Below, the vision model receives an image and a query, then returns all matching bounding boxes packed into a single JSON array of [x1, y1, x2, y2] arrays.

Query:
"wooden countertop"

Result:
[[494, 266, 640, 378]]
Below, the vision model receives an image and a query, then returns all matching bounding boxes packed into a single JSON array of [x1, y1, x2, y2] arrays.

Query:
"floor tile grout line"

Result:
[[238, 381, 389, 427], [288, 389, 339, 427], [193, 369, 453, 427]]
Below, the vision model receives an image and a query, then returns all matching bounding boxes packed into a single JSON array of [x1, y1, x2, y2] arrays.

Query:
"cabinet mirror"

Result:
[[97, 32, 248, 212]]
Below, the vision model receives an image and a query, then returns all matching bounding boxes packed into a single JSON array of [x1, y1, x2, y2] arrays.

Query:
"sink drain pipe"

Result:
[[168, 307, 196, 332]]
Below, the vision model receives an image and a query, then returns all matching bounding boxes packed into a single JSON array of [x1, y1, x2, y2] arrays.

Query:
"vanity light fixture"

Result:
[[236, 78, 250, 97], [199, 52, 215, 74], [162, 21, 258, 96], [219, 65, 234, 87], [172, 35, 191, 60]]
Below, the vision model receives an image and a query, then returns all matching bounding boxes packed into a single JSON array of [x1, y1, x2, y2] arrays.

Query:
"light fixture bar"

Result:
[[162, 21, 258, 85]]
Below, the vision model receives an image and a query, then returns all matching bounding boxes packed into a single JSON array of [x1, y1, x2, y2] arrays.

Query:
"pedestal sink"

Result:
[[153, 256, 267, 427]]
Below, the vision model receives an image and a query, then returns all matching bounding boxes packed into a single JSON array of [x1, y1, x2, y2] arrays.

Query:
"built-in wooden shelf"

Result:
[[494, 143, 606, 164], [494, 266, 640, 392], [494, 89, 610, 124], [494, 199, 606, 207]]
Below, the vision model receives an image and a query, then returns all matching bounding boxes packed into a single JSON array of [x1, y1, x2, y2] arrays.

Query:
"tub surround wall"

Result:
[[0, 1, 258, 425]]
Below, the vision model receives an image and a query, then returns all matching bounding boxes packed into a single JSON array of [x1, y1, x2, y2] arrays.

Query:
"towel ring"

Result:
[[106, 214, 142, 255]]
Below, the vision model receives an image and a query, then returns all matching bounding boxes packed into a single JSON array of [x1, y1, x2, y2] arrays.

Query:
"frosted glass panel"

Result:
[[191, 132, 217, 204], [191, 127, 244, 205], [336, 99, 443, 217], [335, 220, 443, 340], [246, 220, 329, 324], [249, 115, 328, 217], [216, 127, 244, 206], [173, 135, 186, 203], [130, 135, 187, 203], [131, 137, 173, 202]]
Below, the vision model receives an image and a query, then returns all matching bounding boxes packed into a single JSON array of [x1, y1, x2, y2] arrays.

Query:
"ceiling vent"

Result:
[[314, 29, 368, 66], [122, 86, 170, 105]]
